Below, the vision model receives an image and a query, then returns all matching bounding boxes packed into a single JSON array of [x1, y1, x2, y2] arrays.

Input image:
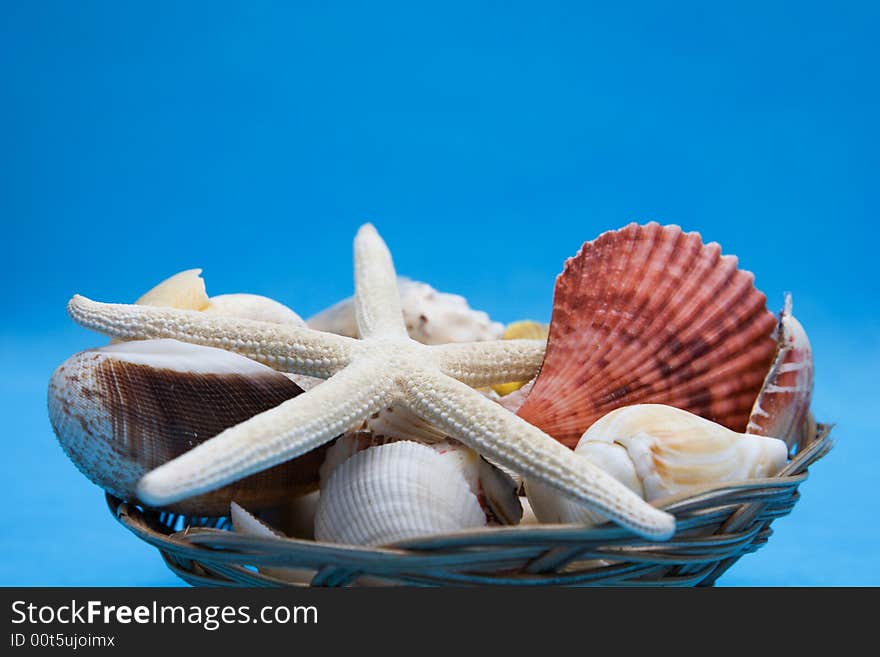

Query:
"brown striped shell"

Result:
[[48, 339, 328, 515], [746, 294, 814, 448], [517, 223, 778, 447]]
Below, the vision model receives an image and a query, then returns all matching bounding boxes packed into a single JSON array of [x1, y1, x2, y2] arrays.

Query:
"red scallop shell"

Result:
[[517, 223, 778, 448]]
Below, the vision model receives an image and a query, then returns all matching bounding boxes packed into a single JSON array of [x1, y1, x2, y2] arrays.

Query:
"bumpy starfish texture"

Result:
[[67, 225, 675, 539]]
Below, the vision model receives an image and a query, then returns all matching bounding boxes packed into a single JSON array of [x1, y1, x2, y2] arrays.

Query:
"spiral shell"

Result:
[[517, 223, 778, 447], [526, 404, 788, 525], [48, 339, 327, 515], [307, 277, 503, 344]]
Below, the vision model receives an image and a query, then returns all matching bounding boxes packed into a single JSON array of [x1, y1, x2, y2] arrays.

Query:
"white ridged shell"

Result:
[[517, 223, 778, 447], [319, 432, 393, 486], [526, 404, 788, 525], [314, 441, 488, 546], [361, 399, 526, 491]]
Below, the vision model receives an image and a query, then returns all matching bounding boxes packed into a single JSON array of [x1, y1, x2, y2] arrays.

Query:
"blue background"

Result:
[[2, 2, 877, 585]]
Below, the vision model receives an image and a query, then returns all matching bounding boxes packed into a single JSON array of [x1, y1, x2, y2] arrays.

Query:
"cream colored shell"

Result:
[[526, 404, 788, 525], [135, 268, 304, 325]]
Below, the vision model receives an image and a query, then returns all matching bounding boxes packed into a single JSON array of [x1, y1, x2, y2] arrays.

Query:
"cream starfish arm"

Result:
[[433, 339, 546, 387], [353, 223, 408, 340], [402, 369, 675, 539], [67, 295, 356, 378], [136, 358, 397, 506]]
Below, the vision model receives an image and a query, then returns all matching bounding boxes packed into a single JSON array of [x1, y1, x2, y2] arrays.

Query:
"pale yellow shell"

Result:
[[134, 268, 209, 309], [134, 269, 304, 324], [502, 320, 550, 341], [492, 321, 549, 396]]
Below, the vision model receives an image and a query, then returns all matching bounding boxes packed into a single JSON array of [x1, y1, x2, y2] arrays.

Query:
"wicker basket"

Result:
[[107, 424, 832, 587]]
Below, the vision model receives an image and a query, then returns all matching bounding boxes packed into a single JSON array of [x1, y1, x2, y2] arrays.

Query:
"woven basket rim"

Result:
[[106, 423, 833, 586]]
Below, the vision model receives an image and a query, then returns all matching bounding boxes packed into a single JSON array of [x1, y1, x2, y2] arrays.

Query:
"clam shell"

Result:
[[319, 431, 394, 486], [423, 441, 522, 525], [307, 277, 503, 344], [526, 404, 788, 525], [314, 441, 488, 546], [747, 294, 814, 449], [48, 339, 327, 515], [339, 407, 526, 506], [517, 223, 778, 447]]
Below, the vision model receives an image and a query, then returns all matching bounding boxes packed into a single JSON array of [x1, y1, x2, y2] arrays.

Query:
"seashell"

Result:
[[307, 277, 504, 344], [426, 441, 522, 525], [494, 378, 535, 414], [203, 293, 305, 326], [526, 404, 788, 525], [134, 268, 209, 309], [230, 502, 316, 584], [135, 269, 304, 324], [48, 339, 327, 515], [362, 404, 450, 445], [318, 431, 395, 486], [519, 496, 539, 525], [322, 436, 521, 525], [477, 457, 523, 525], [314, 441, 520, 546], [492, 321, 550, 396], [517, 223, 778, 447], [747, 294, 814, 449], [502, 320, 550, 341], [340, 405, 527, 500]]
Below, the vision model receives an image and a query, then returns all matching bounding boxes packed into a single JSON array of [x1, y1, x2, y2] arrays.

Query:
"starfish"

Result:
[[67, 225, 675, 539]]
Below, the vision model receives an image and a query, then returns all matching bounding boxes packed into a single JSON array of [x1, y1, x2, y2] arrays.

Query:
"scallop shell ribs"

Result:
[[517, 223, 778, 447]]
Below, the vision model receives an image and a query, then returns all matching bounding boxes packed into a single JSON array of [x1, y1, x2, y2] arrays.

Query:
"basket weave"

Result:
[[108, 425, 832, 587]]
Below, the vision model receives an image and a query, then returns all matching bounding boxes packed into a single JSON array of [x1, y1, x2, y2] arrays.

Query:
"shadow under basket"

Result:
[[107, 424, 833, 587]]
